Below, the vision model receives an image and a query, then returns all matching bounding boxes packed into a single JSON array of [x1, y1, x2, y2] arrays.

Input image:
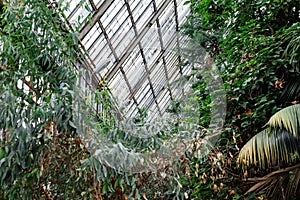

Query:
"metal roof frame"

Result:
[[65, 0, 191, 119]]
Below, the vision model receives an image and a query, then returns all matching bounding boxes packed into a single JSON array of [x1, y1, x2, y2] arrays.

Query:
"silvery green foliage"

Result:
[[0, 0, 78, 198]]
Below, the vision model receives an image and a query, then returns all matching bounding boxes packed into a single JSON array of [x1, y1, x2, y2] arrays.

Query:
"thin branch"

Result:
[[39, 183, 52, 200], [23, 80, 40, 94]]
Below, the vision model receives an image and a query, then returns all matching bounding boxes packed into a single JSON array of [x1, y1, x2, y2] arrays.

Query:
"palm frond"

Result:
[[238, 129, 299, 169], [266, 104, 300, 137]]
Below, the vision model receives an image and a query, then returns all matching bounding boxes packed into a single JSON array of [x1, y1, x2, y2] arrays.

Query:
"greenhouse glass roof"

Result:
[[64, 0, 191, 119]]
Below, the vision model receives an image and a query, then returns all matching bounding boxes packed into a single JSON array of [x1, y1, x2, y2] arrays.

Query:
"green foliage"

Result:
[[182, 0, 300, 146], [0, 0, 299, 199], [191, 75, 212, 127], [181, 0, 300, 199], [183, 0, 299, 139]]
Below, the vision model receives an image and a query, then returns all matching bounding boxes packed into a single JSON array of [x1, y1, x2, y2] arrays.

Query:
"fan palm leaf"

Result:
[[266, 104, 300, 138], [238, 104, 300, 169], [238, 129, 299, 169]]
